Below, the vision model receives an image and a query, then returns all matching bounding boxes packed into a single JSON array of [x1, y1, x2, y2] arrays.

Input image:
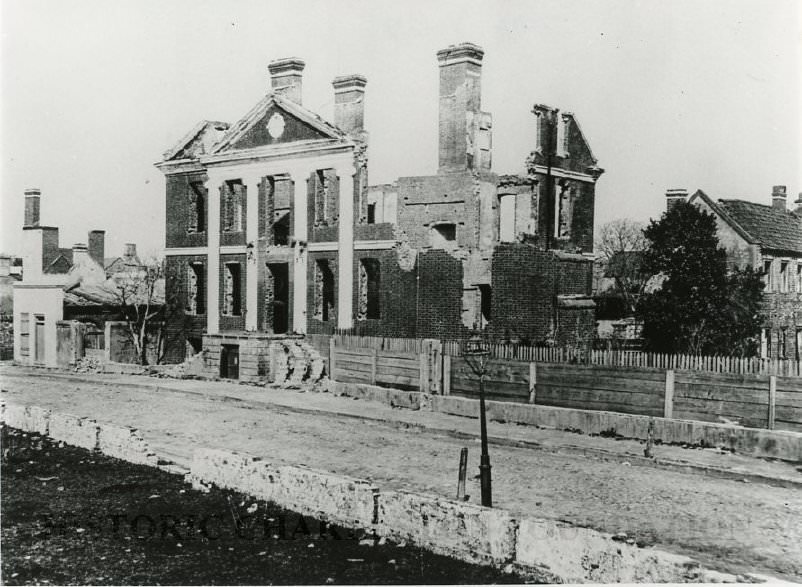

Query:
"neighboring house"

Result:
[[13, 188, 150, 366], [0, 254, 22, 359], [679, 186, 802, 360], [156, 43, 603, 372]]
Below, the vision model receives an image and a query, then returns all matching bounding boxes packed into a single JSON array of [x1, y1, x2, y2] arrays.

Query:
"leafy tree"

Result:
[[636, 202, 764, 355], [595, 219, 649, 315]]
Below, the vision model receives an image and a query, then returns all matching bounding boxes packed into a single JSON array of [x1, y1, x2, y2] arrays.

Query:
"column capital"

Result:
[[335, 164, 357, 178]]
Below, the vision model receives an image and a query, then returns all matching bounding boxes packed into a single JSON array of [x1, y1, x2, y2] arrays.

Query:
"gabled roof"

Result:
[[718, 199, 802, 254], [689, 189, 802, 254], [210, 92, 347, 155], [162, 120, 230, 162]]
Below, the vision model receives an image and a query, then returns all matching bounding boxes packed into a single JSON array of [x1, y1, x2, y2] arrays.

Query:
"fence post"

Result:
[[419, 348, 430, 393], [768, 375, 776, 430], [431, 340, 442, 394], [329, 338, 336, 381], [442, 354, 452, 395], [371, 348, 378, 385], [664, 369, 675, 419], [529, 362, 537, 404]]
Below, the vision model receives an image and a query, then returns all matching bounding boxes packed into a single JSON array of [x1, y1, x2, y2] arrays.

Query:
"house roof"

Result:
[[689, 190, 802, 254], [162, 120, 231, 162]]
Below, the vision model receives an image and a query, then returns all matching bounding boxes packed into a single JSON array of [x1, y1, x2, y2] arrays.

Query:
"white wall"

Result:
[[13, 284, 65, 367]]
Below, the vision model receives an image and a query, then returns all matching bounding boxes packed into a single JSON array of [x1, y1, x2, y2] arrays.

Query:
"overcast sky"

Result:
[[2, 0, 800, 257]]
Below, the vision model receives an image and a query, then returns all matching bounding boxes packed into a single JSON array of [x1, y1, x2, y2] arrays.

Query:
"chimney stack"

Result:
[[268, 58, 305, 104], [88, 230, 105, 267], [772, 185, 787, 210], [665, 188, 688, 212], [72, 243, 89, 266], [437, 42, 485, 173], [24, 188, 41, 227], [124, 243, 137, 258], [332, 74, 367, 136]]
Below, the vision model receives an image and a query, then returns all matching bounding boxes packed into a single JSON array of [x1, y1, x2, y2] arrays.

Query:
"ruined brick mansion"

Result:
[[156, 43, 603, 369]]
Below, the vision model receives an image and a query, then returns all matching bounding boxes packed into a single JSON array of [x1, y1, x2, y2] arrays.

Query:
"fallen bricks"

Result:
[[0, 401, 772, 583]]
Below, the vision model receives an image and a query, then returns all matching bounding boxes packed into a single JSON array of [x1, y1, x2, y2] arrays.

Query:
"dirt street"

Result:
[[1, 371, 800, 581]]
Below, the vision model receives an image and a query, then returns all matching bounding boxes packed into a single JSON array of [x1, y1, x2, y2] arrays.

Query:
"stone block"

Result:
[[376, 490, 516, 565], [515, 517, 733, 583], [97, 424, 158, 466], [1, 404, 50, 435], [49, 412, 99, 451]]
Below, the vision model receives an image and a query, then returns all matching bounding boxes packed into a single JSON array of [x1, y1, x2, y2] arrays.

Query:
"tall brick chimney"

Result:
[[772, 185, 787, 210], [124, 243, 137, 259], [437, 42, 485, 173], [332, 75, 367, 136], [268, 58, 305, 104], [24, 188, 41, 227], [88, 230, 105, 266], [665, 188, 688, 212]]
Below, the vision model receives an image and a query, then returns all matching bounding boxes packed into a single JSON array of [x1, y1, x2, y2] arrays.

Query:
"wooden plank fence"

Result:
[[320, 334, 802, 433]]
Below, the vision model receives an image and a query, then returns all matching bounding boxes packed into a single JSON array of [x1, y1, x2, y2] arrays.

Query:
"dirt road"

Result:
[[1, 370, 800, 580]]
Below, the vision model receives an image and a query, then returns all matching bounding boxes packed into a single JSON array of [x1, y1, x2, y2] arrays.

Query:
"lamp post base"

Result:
[[479, 457, 492, 508]]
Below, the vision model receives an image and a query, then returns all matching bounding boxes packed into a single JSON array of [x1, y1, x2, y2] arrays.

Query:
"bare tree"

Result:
[[595, 219, 649, 315], [112, 257, 166, 365]]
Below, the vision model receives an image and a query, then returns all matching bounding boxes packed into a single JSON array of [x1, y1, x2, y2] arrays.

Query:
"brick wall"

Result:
[[219, 181, 247, 247], [416, 250, 465, 339], [165, 172, 208, 248], [219, 253, 247, 331], [163, 254, 208, 363]]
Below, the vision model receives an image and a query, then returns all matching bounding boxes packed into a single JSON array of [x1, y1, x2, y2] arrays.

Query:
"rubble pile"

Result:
[[73, 356, 103, 374]]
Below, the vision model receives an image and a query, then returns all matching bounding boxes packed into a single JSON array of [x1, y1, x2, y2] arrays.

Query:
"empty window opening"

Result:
[[478, 284, 492, 327], [314, 170, 338, 226], [499, 195, 516, 242], [224, 263, 242, 316], [359, 259, 381, 320], [188, 181, 206, 233], [555, 182, 574, 239], [186, 263, 205, 315], [367, 203, 376, 224], [267, 263, 289, 334], [431, 223, 457, 248], [314, 260, 336, 322], [223, 180, 244, 232], [273, 212, 290, 246]]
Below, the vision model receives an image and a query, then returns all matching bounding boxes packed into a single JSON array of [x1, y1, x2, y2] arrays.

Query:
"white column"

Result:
[[206, 174, 221, 334], [337, 165, 356, 329], [244, 174, 262, 331], [292, 170, 309, 334]]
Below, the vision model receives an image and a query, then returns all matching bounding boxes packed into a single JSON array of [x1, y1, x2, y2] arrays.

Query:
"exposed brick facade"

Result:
[[166, 172, 209, 249], [218, 253, 246, 332]]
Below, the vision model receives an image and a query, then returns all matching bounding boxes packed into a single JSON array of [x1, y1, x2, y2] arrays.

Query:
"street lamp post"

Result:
[[464, 331, 492, 508]]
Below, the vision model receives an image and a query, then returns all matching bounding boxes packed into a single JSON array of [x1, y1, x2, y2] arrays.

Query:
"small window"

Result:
[[431, 223, 457, 248], [764, 260, 773, 292], [20, 312, 30, 357], [761, 328, 771, 358], [499, 195, 516, 242], [797, 263, 802, 292], [358, 259, 381, 320], [367, 203, 376, 224], [780, 261, 789, 293], [223, 263, 242, 316], [478, 284, 492, 326], [779, 328, 787, 358]]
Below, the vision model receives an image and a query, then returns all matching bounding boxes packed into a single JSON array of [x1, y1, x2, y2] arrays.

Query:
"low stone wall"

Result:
[[331, 381, 802, 462], [97, 424, 159, 466], [376, 490, 516, 565], [2, 404, 51, 435], [1, 402, 158, 467], [188, 448, 377, 528], [48, 412, 99, 450]]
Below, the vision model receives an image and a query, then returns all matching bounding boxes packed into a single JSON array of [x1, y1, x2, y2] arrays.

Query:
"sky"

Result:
[[1, 0, 800, 258]]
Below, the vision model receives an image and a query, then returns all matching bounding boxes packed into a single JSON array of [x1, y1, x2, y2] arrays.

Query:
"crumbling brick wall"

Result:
[[416, 250, 465, 340], [165, 172, 208, 249]]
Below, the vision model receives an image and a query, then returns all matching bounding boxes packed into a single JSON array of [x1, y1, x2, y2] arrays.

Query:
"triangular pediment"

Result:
[[211, 94, 346, 155]]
